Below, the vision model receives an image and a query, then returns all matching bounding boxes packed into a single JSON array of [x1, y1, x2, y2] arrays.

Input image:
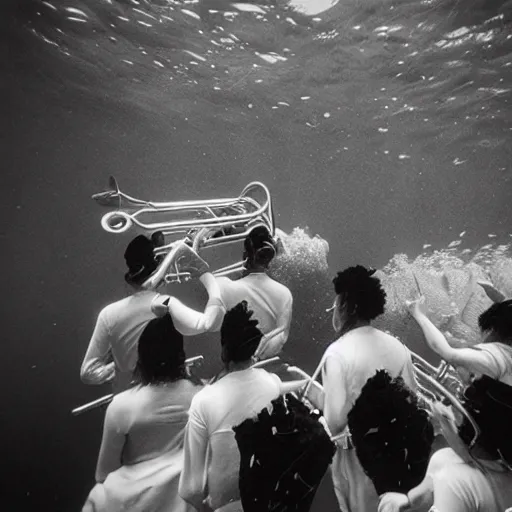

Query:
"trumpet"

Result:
[[93, 177, 276, 288]]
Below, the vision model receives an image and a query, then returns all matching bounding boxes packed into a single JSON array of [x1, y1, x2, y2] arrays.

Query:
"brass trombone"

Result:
[[72, 355, 282, 416], [72, 356, 205, 416], [74, 180, 278, 416], [93, 177, 276, 288]]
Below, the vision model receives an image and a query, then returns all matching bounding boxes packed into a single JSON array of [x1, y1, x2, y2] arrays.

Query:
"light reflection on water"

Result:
[[26, 0, 512, 163]]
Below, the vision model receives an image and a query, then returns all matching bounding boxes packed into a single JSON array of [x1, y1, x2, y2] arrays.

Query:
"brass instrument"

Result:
[[93, 177, 276, 288], [72, 355, 205, 416], [72, 356, 282, 416], [411, 351, 479, 447], [74, 180, 279, 416], [290, 352, 479, 448]]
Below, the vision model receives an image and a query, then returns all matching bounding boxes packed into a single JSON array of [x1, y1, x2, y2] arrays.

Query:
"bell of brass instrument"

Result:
[[410, 351, 479, 447], [93, 178, 276, 288], [289, 352, 479, 449]]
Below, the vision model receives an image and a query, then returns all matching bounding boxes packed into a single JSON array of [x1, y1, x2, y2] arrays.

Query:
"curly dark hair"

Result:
[[221, 301, 263, 363], [478, 299, 512, 344], [135, 314, 187, 385], [332, 265, 386, 323]]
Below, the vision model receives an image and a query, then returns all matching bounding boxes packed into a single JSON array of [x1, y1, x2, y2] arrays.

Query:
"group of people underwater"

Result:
[[80, 225, 512, 512]]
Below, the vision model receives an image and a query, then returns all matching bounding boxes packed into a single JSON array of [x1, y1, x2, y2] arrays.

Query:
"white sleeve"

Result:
[[475, 343, 512, 380], [430, 467, 478, 512], [322, 353, 350, 437], [179, 395, 209, 509], [167, 273, 226, 336], [81, 308, 116, 385]]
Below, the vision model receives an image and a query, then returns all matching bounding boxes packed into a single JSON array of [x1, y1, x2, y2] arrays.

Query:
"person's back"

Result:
[[82, 234, 226, 393], [322, 265, 418, 512], [216, 274, 292, 336], [89, 290, 157, 392], [114, 379, 198, 465], [325, 326, 417, 407], [214, 226, 294, 360], [184, 368, 281, 510], [179, 301, 309, 512], [84, 313, 198, 512], [81, 234, 163, 393], [428, 447, 512, 512]]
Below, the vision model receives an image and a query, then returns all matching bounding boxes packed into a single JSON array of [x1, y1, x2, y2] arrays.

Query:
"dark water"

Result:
[[2, 0, 512, 509]]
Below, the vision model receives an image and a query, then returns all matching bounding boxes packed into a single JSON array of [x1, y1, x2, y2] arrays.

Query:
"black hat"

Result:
[[124, 234, 159, 284]]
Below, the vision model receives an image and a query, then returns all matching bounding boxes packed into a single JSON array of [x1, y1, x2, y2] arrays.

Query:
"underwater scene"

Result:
[[2, 0, 512, 510]]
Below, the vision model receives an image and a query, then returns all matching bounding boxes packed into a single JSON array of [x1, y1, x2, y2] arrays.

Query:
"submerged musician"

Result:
[[83, 314, 200, 512], [81, 232, 225, 393], [155, 225, 293, 361], [321, 265, 418, 512], [215, 226, 293, 360], [378, 296, 512, 512], [178, 301, 307, 512]]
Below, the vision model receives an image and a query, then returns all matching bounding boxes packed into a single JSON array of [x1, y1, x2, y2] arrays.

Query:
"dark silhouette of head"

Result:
[[135, 314, 187, 385], [221, 301, 263, 363], [478, 299, 512, 345], [124, 231, 165, 286], [243, 226, 277, 270], [332, 265, 387, 332]]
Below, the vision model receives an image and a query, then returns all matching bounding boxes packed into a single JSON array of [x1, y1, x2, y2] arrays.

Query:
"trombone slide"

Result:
[[72, 356, 204, 416]]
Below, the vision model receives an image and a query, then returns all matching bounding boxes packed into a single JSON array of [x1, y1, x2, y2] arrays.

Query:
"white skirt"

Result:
[[331, 446, 379, 512], [83, 451, 193, 512]]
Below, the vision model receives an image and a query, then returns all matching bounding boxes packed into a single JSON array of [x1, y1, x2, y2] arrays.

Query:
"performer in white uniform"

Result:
[[321, 265, 417, 512], [81, 233, 225, 393], [178, 301, 307, 512], [156, 226, 293, 361], [215, 226, 293, 360], [82, 313, 201, 512], [378, 296, 512, 512]]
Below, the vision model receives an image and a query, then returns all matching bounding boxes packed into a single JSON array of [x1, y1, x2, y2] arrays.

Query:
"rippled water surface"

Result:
[[2, 0, 512, 509]]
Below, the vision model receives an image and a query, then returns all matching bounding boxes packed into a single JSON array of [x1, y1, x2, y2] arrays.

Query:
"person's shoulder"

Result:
[[99, 300, 120, 318], [108, 388, 136, 415], [252, 368, 282, 391], [267, 275, 291, 293], [189, 381, 217, 411], [374, 328, 404, 347], [253, 367, 281, 381], [478, 341, 512, 355], [100, 294, 138, 315], [215, 275, 235, 292], [323, 340, 347, 365]]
